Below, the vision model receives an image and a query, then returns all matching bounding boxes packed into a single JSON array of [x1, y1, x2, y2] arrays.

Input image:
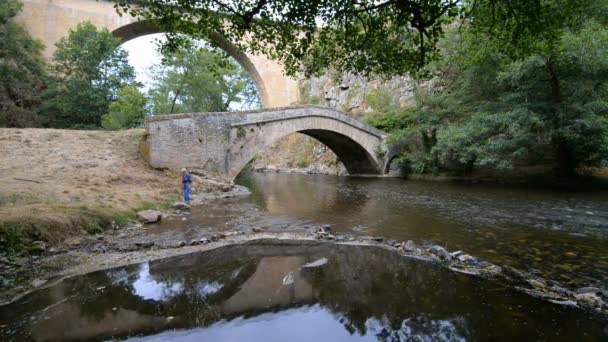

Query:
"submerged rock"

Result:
[[502, 265, 526, 280], [136, 210, 162, 224], [282, 272, 294, 285]]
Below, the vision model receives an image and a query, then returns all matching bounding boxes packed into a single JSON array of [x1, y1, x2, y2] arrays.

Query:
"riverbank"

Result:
[[1, 211, 606, 317], [0, 128, 237, 254]]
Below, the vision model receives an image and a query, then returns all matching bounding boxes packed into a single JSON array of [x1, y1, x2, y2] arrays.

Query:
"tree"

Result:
[[114, 0, 584, 78], [367, 0, 608, 177], [102, 85, 147, 130], [0, 0, 46, 127], [39, 21, 136, 128], [148, 43, 260, 114]]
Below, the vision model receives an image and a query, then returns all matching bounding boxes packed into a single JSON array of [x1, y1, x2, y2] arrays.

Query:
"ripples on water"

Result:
[[1, 243, 606, 341], [236, 173, 608, 287]]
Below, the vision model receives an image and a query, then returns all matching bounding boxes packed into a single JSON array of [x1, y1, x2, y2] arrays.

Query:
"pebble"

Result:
[[31, 278, 47, 288]]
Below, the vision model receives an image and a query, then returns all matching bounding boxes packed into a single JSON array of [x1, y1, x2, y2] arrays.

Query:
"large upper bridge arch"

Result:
[[14, 0, 300, 108], [141, 106, 391, 181]]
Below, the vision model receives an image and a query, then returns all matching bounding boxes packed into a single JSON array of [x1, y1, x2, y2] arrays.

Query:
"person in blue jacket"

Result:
[[181, 168, 192, 202]]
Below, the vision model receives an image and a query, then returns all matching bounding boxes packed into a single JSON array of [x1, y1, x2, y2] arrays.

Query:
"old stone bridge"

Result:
[[141, 106, 396, 181]]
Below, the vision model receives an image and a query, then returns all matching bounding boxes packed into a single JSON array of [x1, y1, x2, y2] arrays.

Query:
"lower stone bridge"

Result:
[[141, 106, 398, 181]]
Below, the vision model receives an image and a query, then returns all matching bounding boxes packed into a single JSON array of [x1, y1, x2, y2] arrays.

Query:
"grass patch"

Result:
[[0, 192, 181, 255]]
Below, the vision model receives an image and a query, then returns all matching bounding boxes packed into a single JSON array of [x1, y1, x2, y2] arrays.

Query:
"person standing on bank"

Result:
[[181, 168, 192, 203]]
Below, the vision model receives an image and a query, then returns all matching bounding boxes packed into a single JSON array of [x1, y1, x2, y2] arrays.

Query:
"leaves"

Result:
[[39, 22, 136, 128], [148, 41, 260, 114], [102, 85, 148, 130], [0, 0, 45, 127], [366, 1, 608, 176]]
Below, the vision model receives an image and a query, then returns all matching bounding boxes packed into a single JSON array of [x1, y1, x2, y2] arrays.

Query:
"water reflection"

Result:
[[133, 263, 183, 301], [1, 242, 606, 341], [236, 173, 608, 287]]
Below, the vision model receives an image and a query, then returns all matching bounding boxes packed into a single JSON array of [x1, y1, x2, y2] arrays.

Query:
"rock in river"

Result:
[[302, 258, 328, 268], [428, 245, 452, 261], [173, 202, 191, 210], [136, 210, 162, 224], [399, 240, 417, 253]]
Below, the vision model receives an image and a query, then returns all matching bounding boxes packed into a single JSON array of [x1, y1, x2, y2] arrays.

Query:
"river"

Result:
[[237, 172, 608, 288]]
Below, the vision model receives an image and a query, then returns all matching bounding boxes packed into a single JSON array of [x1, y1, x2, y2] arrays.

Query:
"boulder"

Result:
[[428, 245, 452, 261], [136, 210, 162, 224], [173, 202, 191, 210], [400, 240, 417, 253], [575, 292, 604, 307]]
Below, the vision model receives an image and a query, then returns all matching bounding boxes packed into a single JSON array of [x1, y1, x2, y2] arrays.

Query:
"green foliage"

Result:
[[0, 0, 46, 127], [367, 0, 608, 177], [148, 41, 260, 114], [0, 223, 24, 256], [102, 85, 147, 130], [39, 22, 136, 128], [114, 0, 586, 78]]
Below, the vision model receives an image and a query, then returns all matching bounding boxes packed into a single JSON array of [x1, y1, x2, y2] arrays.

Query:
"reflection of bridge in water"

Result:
[[141, 106, 398, 181], [10, 242, 603, 341]]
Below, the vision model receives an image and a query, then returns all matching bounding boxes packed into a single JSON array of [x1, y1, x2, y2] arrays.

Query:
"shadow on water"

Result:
[[1, 241, 606, 341], [236, 172, 608, 288]]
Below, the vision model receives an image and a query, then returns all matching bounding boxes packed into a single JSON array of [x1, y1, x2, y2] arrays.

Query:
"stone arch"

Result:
[[110, 20, 269, 108], [226, 108, 386, 180]]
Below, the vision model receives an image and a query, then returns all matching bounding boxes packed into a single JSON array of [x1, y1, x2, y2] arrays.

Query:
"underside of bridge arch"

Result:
[[110, 21, 269, 108], [298, 130, 380, 175], [230, 127, 383, 181]]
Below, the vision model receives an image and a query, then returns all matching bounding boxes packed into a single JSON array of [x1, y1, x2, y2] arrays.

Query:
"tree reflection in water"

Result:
[[0, 242, 606, 341]]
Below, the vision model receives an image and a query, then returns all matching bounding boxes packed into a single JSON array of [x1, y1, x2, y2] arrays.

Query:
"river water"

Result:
[[237, 173, 608, 288], [1, 242, 607, 341]]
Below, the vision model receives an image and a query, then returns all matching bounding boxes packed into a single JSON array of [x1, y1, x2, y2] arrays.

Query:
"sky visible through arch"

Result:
[[121, 33, 255, 111]]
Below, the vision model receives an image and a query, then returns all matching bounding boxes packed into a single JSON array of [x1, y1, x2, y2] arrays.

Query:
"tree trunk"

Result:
[[545, 58, 574, 178], [169, 88, 181, 114]]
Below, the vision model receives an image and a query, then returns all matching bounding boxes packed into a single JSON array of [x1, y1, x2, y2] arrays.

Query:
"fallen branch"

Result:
[[13, 178, 41, 184]]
